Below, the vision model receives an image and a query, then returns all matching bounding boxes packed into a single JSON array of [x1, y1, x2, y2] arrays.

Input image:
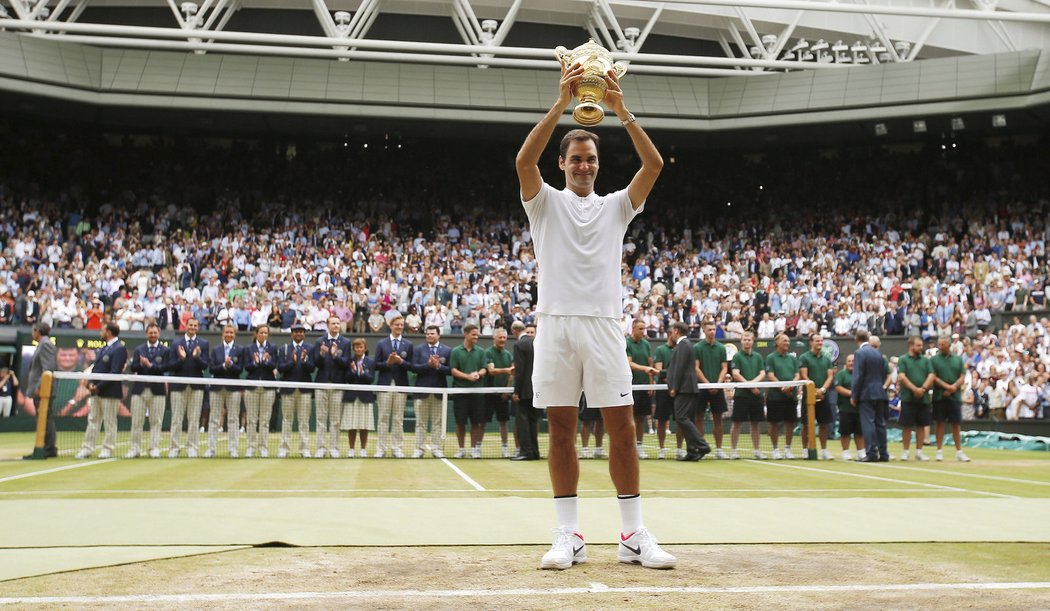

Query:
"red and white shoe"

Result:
[[540, 528, 587, 570], [618, 528, 677, 569]]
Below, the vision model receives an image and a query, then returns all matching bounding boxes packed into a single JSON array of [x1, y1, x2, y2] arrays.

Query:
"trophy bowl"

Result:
[[554, 39, 628, 127]]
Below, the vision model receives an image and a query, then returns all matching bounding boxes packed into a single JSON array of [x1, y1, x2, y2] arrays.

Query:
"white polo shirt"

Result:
[[523, 183, 641, 319]]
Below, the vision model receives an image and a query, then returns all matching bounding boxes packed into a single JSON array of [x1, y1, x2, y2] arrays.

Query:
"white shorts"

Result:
[[532, 314, 633, 409]]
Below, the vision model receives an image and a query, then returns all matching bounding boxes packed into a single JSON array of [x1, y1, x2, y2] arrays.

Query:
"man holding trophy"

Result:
[[516, 40, 676, 571]]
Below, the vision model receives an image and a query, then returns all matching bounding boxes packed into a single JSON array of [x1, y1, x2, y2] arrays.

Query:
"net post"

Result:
[[440, 390, 449, 455], [805, 380, 817, 460], [28, 372, 54, 460]]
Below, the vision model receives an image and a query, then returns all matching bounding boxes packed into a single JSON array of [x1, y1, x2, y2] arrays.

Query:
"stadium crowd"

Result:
[[0, 125, 1047, 426]]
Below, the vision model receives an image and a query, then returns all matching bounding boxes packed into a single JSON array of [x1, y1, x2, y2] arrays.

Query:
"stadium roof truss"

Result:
[[1, 0, 1049, 77]]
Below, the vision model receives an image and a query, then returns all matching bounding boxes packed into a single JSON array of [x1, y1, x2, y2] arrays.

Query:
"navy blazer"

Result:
[[277, 341, 315, 395], [852, 344, 889, 403], [313, 335, 351, 384], [411, 342, 451, 398], [210, 343, 245, 380], [344, 355, 376, 403], [374, 336, 414, 386], [93, 340, 128, 399], [166, 335, 210, 391], [129, 342, 169, 395], [244, 342, 279, 382], [513, 335, 534, 402]]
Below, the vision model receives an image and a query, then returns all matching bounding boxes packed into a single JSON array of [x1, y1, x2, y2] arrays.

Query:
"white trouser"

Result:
[[169, 388, 204, 452], [80, 397, 118, 453], [314, 389, 342, 453], [413, 395, 443, 451], [129, 389, 166, 454], [208, 388, 242, 453], [244, 388, 276, 453], [0, 396, 12, 417], [280, 391, 312, 452], [377, 389, 406, 452]]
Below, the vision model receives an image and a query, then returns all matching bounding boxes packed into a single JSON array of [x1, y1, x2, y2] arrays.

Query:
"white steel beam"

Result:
[[646, 0, 1050, 24]]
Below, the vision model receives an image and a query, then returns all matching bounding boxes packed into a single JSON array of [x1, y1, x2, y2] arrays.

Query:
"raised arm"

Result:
[[515, 62, 584, 201], [601, 70, 664, 210]]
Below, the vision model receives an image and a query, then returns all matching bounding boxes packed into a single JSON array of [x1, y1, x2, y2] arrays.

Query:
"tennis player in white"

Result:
[[516, 59, 676, 570]]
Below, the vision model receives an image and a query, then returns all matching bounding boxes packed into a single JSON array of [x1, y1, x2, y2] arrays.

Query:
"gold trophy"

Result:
[[554, 39, 628, 127]]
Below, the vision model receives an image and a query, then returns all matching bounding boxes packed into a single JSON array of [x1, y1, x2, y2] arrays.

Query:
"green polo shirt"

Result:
[[931, 352, 965, 401], [450, 344, 487, 388], [653, 343, 673, 384], [799, 351, 833, 389], [766, 351, 799, 382], [833, 369, 856, 414], [897, 353, 933, 404], [626, 336, 653, 385], [731, 350, 765, 398], [484, 346, 513, 388], [694, 340, 727, 384]]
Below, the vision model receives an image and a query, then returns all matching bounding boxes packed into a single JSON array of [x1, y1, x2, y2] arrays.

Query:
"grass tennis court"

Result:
[[2, 431, 1050, 608]]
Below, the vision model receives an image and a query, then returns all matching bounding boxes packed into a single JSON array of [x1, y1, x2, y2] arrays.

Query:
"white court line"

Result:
[[750, 460, 1018, 499], [2, 581, 1048, 604], [439, 458, 485, 491], [875, 463, 1050, 487], [0, 459, 116, 484], [0, 487, 943, 496]]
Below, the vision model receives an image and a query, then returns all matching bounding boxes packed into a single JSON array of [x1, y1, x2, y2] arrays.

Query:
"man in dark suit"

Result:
[[166, 317, 209, 457], [24, 322, 58, 459], [277, 323, 315, 458], [127, 322, 169, 458], [159, 299, 180, 332], [667, 321, 709, 461], [410, 324, 452, 458], [851, 330, 889, 462], [207, 324, 245, 458], [244, 325, 279, 457], [374, 312, 413, 458], [313, 315, 351, 457], [75, 323, 128, 459], [511, 321, 540, 461]]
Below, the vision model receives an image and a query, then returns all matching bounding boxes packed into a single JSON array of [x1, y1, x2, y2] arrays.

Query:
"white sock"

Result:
[[618, 494, 643, 535], [554, 496, 579, 532]]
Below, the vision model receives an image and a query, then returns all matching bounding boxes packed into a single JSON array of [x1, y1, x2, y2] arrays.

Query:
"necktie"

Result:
[[393, 339, 400, 353], [431, 346, 437, 357], [225, 345, 230, 359]]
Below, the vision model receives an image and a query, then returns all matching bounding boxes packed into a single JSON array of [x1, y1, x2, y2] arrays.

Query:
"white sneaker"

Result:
[[329, 449, 340, 459], [956, 451, 971, 462], [935, 450, 944, 461], [392, 448, 404, 459], [886, 452, 894, 461], [637, 445, 649, 460], [754, 450, 767, 460], [916, 451, 928, 462], [772, 448, 783, 460], [75, 449, 91, 459], [259, 448, 269, 458], [374, 449, 386, 459], [357, 449, 368, 458], [412, 448, 424, 458], [123, 451, 138, 459], [100, 449, 114, 459], [784, 448, 795, 460], [199, 426, 205, 433], [471, 447, 482, 459], [186, 449, 198, 458], [900, 451, 909, 461], [453, 449, 465, 459], [433, 449, 445, 459], [715, 448, 728, 460], [675, 448, 686, 460], [540, 528, 587, 570], [618, 527, 676, 569], [203, 449, 216, 459], [841, 451, 853, 461], [857, 450, 867, 461], [278, 449, 289, 458], [657, 448, 666, 460], [315, 449, 327, 459], [246, 448, 255, 458], [229, 449, 238, 458], [820, 449, 832, 460], [168, 448, 180, 458], [149, 449, 161, 459], [593, 448, 607, 459], [580, 447, 592, 459], [501, 445, 510, 458], [300, 450, 311, 459]]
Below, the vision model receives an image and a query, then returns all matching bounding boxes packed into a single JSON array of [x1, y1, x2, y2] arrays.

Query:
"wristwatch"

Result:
[[620, 112, 637, 126]]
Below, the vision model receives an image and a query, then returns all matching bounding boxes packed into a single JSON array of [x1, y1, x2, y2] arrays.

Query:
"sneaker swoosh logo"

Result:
[[621, 543, 642, 555], [620, 392, 629, 397], [573, 545, 584, 556]]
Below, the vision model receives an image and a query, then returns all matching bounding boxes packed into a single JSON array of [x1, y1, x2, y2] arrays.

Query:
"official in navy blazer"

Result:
[[410, 325, 451, 458], [244, 325, 279, 457], [850, 330, 889, 462], [127, 322, 169, 458], [373, 312, 414, 458], [207, 324, 245, 457], [343, 337, 377, 458], [277, 322, 315, 458], [312, 315, 352, 457], [75, 323, 128, 459], [165, 317, 210, 457]]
